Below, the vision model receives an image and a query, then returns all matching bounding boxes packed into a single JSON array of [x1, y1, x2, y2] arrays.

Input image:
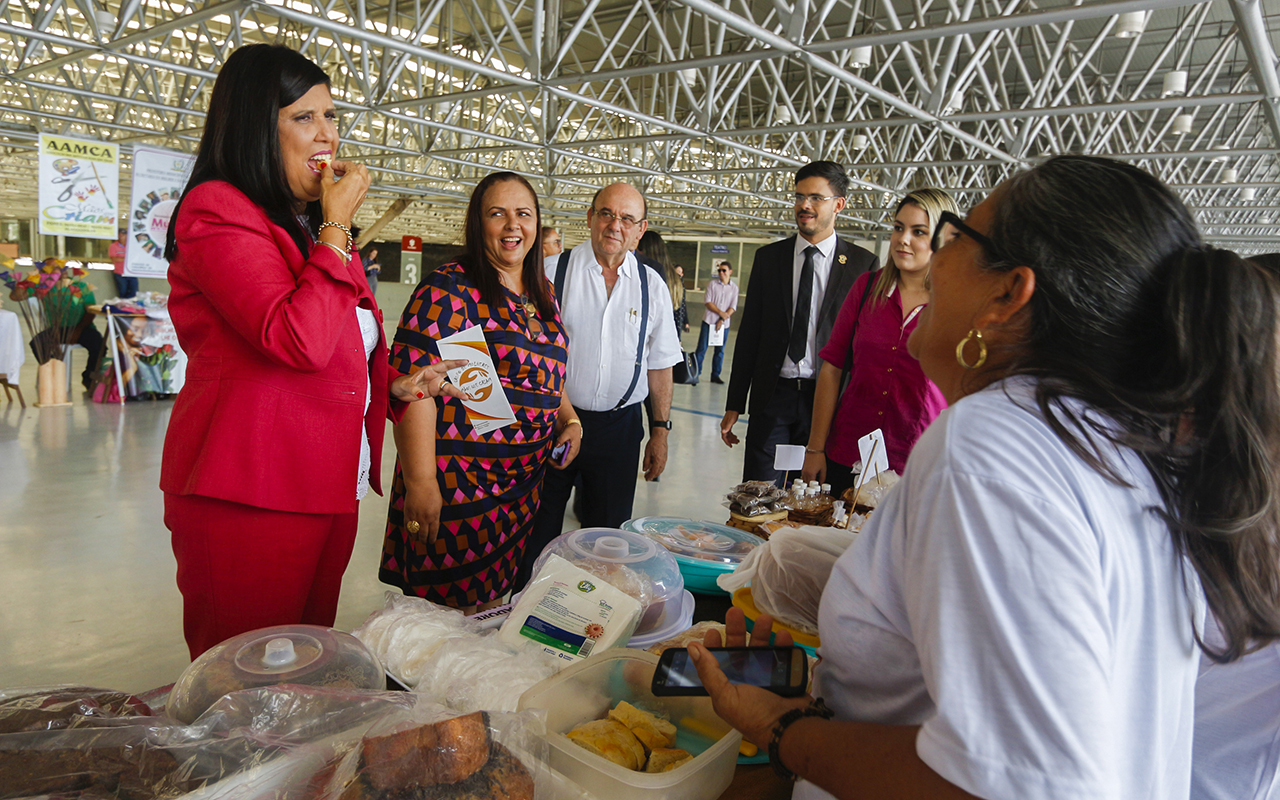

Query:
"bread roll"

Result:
[[645, 748, 694, 773], [607, 701, 677, 751], [565, 719, 645, 771]]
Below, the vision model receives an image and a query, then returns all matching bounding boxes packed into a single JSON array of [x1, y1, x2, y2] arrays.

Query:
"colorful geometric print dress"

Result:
[[380, 261, 568, 608]]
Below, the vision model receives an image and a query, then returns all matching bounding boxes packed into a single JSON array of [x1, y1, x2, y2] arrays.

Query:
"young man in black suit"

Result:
[[719, 161, 879, 483]]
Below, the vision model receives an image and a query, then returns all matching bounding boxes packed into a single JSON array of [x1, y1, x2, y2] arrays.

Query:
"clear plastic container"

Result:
[[622, 517, 763, 566], [167, 625, 385, 723], [530, 528, 685, 636], [518, 649, 742, 800], [626, 590, 695, 650]]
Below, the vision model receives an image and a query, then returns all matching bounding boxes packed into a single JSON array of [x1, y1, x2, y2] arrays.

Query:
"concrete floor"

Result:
[[0, 292, 746, 694]]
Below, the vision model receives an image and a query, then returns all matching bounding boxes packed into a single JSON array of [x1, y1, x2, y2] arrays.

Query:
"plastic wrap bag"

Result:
[[0, 684, 552, 800], [411, 633, 562, 715], [311, 699, 549, 800], [715, 525, 860, 634], [353, 592, 481, 687], [0, 686, 155, 734]]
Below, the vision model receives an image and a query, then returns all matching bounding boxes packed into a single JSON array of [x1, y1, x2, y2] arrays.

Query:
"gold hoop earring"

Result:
[[955, 329, 988, 370]]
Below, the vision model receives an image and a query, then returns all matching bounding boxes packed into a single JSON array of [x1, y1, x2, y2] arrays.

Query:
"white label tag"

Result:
[[857, 429, 889, 482], [774, 443, 806, 471], [436, 325, 517, 434]]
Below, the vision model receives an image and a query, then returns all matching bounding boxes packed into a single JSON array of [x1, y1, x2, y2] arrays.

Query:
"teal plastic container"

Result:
[[622, 517, 763, 596]]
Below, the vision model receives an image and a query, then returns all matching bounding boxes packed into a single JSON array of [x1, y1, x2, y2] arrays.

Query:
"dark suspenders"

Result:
[[554, 251, 650, 411]]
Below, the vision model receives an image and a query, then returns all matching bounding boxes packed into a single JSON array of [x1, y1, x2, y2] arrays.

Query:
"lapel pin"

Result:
[[838, 254, 847, 264]]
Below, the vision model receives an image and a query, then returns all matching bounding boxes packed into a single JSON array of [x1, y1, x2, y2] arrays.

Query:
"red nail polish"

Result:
[[318, 161, 328, 170], [416, 391, 425, 399]]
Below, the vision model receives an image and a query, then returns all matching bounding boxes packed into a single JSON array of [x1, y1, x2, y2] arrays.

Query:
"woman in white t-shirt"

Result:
[[688, 156, 1280, 800]]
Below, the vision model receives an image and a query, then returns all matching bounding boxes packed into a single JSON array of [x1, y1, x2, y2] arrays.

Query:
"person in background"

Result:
[[160, 44, 462, 659], [363, 247, 381, 296], [689, 155, 1280, 800], [721, 161, 878, 483], [803, 188, 958, 497], [108, 229, 137, 298], [638, 230, 687, 338], [696, 261, 737, 385], [541, 226, 562, 258], [381, 171, 580, 612], [515, 182, 680, 592]]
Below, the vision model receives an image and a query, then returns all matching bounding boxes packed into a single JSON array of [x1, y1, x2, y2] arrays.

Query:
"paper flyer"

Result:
[[707, 323, 726, 347], [436, 325, 517, 434]]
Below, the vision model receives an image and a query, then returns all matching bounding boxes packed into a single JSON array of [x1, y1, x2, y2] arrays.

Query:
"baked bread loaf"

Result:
[[607, 701, 676, 751], [645, 748, 694, 773], [0, 688, 153, 734], [337, 740, 533, 800], [0, 737, 184, 798], [359, 712, 491, 789], [565, 719, 646, 771]]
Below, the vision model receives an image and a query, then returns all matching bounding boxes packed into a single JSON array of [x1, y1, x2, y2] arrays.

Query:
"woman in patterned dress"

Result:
[[381, 172, 582, 611]]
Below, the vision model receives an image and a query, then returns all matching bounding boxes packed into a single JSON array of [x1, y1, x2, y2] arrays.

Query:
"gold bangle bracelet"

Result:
[[563, 418, 582, 429]]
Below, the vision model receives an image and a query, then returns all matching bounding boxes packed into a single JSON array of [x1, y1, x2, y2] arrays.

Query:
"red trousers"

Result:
[[165, 493, 359, 659]]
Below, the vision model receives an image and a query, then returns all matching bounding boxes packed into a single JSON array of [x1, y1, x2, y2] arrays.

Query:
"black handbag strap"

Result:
[[555, 250, 650, 410], [840, 269, 879, 391]]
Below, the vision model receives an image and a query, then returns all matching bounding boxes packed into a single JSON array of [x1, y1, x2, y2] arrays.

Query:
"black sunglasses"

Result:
[[935, 210, 1004, 262]]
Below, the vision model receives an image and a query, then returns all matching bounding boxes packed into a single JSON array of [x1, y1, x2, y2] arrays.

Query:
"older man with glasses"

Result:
[[695, 262, 738, 384], [720, 161, 879, 484], [514, 181, 682, 591]]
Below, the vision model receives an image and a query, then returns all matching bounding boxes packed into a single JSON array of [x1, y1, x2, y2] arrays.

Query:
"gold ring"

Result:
[[406, 519, 421, 534]]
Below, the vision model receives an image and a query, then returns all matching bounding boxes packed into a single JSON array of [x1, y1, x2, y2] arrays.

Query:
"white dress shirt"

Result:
[[546, 243, 682, 412], [780, 231, 836, 380]]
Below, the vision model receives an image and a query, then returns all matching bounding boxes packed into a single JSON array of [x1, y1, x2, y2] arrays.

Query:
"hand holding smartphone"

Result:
[[651, 646, 808, 697], [550, 441, 570, 466]]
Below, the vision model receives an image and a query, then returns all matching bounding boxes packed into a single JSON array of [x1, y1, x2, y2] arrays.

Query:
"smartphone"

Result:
[[651, 646, 808, 697], [550, 441, 570, 465]]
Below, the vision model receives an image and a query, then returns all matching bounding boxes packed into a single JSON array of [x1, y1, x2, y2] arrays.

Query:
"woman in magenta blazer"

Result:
[[802, 188, 958, 497], [160, 44, 462, 659]]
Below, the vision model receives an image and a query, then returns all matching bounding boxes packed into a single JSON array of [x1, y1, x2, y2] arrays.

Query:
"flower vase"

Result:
[[35, 358, 72, 407]]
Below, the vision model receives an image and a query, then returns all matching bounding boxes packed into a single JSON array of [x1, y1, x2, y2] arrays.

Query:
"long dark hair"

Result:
[[975, 155, 1280, 662], [459, 172, 554, 319], [165, 44, 330, 261]]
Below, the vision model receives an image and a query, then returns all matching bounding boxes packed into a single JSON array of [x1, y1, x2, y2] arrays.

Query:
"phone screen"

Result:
[[660, 648, 791, 689]]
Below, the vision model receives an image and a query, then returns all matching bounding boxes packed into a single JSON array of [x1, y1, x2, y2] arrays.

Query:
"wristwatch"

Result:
[[651, 419, 672, 430]]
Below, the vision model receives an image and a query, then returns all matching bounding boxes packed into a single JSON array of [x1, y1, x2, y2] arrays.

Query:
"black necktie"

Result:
[[789, 245, 818, 365]]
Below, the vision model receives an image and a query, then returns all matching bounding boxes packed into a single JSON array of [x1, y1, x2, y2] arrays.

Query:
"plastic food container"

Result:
[[626, 590, 694, 650], [530, 528, 685, 636], [731, 587, 821, 658], [167, 625, 385, 723], [518, 649, 742, 800], [623, 517, 764, 595]]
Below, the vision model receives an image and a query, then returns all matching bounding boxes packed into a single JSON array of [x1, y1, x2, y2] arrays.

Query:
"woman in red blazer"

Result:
[[161, 44, 462, 659]]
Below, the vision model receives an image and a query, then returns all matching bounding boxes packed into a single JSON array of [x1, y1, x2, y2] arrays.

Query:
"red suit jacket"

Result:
[[161, 180, 403, 515]]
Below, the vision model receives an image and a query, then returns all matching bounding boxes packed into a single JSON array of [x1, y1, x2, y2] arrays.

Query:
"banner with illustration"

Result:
[[38, 134, 119, 239], [125, 146, 193, 279]]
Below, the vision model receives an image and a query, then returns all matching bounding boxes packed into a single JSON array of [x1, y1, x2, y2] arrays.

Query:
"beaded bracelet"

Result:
[[769, 697, 834, 782], [318, 221, 353, 251]]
